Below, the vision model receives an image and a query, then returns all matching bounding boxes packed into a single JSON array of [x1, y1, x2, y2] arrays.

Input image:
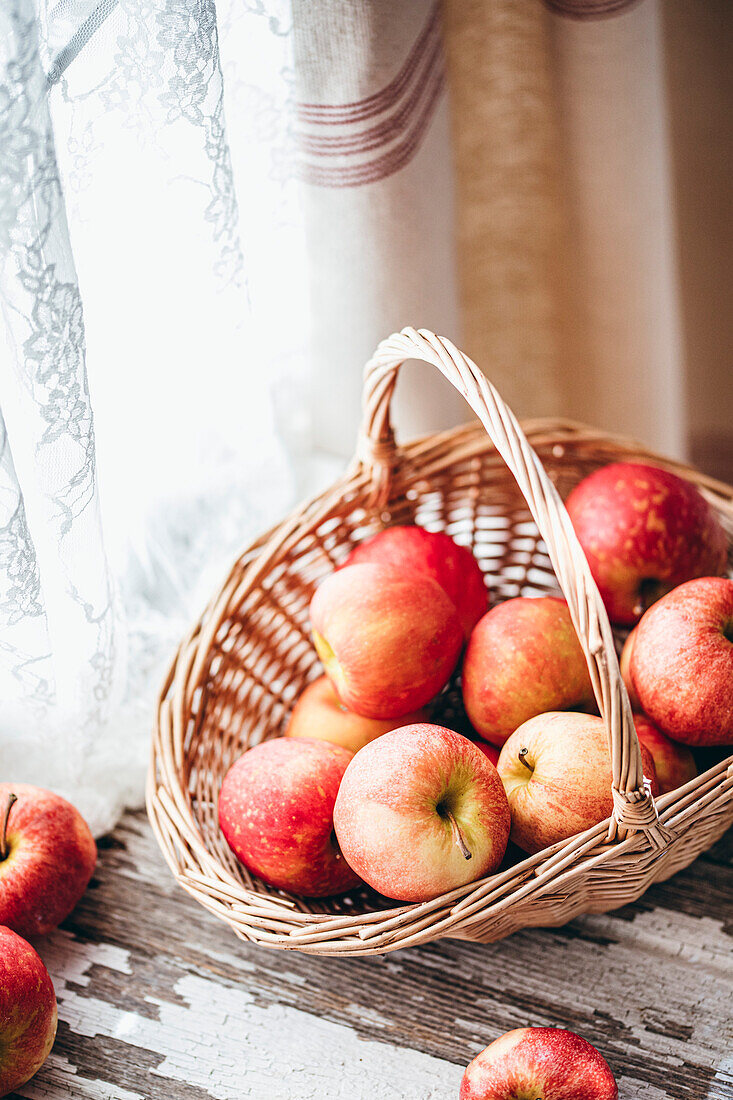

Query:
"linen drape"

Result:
[[1, 0, 730, 832]]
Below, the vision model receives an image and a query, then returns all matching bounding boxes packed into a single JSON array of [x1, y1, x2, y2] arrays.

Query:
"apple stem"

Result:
[[445, 809, 472, 860], [0, 793, 17, 860], [518, 747, 533, 773]]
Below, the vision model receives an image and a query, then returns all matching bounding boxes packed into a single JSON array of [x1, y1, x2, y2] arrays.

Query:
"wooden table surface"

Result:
[[11, 810, 732, 1100]]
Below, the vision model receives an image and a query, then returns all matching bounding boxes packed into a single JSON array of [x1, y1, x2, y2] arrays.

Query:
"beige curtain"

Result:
[[443, 0, 733, 477]]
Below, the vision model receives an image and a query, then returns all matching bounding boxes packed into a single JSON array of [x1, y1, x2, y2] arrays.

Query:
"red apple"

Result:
[[497, 712, 659, 854], [333, 724, 510, 903], [310, 563, 463, 719], [619, 627, 641, 710], [630, 576, 733, 745], [218, 738, 361, 896], [0, 926, 57, 1097], [0, 784, 97, 938], [633, 715, 697, 795], [285, 676, 429, 753], [566, 462, 727, 625], [341, 525, 488, 638], [473, 740, 500, 768], [462, 598, 594, 746], [460, 1027, 618, 1100]]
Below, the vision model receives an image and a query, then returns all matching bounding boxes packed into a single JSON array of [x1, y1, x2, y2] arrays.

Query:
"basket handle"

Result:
[[356, 327, 670, 849]]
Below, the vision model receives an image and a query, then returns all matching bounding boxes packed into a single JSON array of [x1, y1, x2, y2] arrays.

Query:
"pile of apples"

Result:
[[0, 784, 97, 1096], [219, 461, 732, 906]]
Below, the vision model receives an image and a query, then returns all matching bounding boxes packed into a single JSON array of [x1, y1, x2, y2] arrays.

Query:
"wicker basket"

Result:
[[147, 328, 733, 956]]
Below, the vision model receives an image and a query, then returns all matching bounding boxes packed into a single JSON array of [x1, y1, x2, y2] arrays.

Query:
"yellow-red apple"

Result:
[[341, 525, 488, 638], [619, 627, 641, 710], [333, 724, 510, 903], [310, 563, 463, 719], [630, 576, 733, 745], [462, 598, 594, 746], [460, 1027, 618, 1100], [633, 715, 697, 795], [218, 738, 361, 897], [497, 712, 659, 854], [566, 462, 727, 625], [285, 676, 429, 753], [0, 926, 57, 1097], [0, 784, 97, 938]]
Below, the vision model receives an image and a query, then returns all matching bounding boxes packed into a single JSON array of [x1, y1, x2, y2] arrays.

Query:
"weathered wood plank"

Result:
[[10, 813, 733, 1099]]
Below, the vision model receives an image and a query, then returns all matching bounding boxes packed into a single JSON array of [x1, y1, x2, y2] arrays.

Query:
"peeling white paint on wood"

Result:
[[10, 813, 733, 1100]]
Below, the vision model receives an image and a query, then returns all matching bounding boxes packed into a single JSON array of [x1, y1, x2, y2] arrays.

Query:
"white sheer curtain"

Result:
[[0, 0, 305, 832]]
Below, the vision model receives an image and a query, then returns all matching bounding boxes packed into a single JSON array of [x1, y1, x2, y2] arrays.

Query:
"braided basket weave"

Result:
[[147, 329, 733, 956]]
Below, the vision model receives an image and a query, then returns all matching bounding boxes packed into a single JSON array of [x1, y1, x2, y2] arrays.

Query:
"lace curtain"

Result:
[[0, 0, 308, 832]]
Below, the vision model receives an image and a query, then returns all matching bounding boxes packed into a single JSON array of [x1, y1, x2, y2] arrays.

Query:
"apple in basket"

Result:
[[630, 576, 733, 746], [341, 525, 488, 639], [462, 598, 595, 747], [497, 712, 659, 854], [309, 563, 463, 719], [566, 462, 727, 625], [333, 724, 510, 903], [472, 740, 500, 768], [0, 926, 58, 1097], [460, 1027, 618, 1100], [619, 626, 641, 710], [0, 783, 97, 938], [633, 715, 697, 795], [218, 738, 361, 896], [285, 675, 428, 753]]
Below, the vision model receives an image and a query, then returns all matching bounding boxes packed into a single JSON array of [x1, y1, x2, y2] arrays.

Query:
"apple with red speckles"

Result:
[[462, 598, 595, 746], [630, 576, 733, 746], [0, 925, 57, 1097], [285, 676, 428, 754], [0, 783, 97, 939], [310, 563, 463, 719], [497, 712, 659, 854], [619, 627, 641, 711], [566, 462, 727, 625], [633, 715, 697, 795], [341, 525, 488, 639], [333, 724, 510, 903], [218, 738, 361, 896], [460, 1027, 618, 1100]]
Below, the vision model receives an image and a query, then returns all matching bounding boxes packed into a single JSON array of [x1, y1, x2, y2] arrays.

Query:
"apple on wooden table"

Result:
[[0, 783, 97, 938], [497, 712, 659, 854], [333, 724, 510, 903], [310, 562, 463, 719], [0, 925, 57, 1097], [285, 675, 428, 753], [218, 737, 361, 896], [462, 597, 594, 747], [630, 576, 733, 746], [341, 525, 488, 639], [460, 1027, 618, 1099], [566, 461, 727, 625]]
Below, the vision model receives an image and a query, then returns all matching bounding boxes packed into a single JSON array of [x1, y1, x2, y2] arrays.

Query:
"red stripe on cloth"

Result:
[[544, 0, 641, 18], [298, 67, 445, 188], [296, 2, 440, 125], [298, 32, 442, 155]]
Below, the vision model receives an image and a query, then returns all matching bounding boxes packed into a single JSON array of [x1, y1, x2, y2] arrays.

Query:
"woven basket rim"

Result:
[[147, 329, 733, 955]]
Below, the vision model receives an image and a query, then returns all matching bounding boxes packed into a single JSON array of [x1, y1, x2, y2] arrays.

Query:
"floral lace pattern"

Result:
[[0, 0, 298, 833]]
